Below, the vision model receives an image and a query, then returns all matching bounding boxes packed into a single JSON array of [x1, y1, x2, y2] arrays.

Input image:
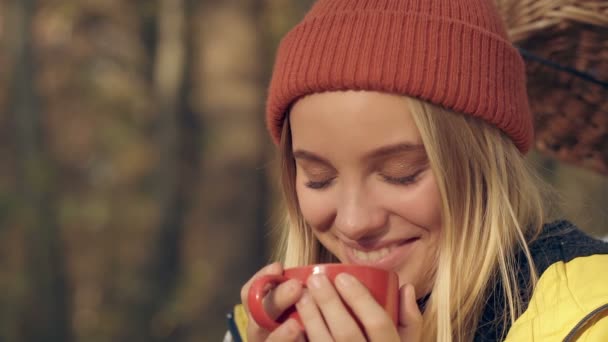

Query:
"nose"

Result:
[[334, 185, 388, 241]]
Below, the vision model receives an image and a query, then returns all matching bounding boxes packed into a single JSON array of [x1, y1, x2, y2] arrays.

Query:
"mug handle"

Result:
[[247, 274, 288, 331]]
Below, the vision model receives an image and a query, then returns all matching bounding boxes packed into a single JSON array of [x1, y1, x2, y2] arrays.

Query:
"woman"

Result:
[[227, 0, 608, 341]]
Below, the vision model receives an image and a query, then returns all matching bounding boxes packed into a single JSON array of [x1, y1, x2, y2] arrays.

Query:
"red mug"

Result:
[[247, 263, 399, 331]]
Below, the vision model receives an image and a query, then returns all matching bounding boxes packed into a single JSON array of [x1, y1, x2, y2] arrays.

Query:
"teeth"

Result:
[[352, 246, 391, 262]]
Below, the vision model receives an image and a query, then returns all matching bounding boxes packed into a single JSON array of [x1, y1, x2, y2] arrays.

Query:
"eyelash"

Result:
[[304, 170, 422, 189], [305, 178, 335, 189], [380, 171, 421, 186]]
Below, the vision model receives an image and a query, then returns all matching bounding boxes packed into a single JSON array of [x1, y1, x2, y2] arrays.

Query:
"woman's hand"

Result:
[[240, 262, 306, 341], [295, 272, 423, 341]]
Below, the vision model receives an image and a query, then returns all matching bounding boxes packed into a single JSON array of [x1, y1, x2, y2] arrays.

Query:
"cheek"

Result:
[[385, 173, 442, 230], [295, 179, 336, 231]]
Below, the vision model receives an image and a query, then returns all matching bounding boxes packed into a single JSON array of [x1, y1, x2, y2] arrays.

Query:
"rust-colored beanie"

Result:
[[266, 0, 534, 152]]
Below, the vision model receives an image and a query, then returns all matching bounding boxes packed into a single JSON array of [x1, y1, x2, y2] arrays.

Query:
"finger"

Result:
[[397, 284, 423, 340], [241, 263, 284, 341], [264, 279, 303, 319], [266, 319, 305, 342], [240, 262, 283, 312], [308, 274, 366, 342], [295, 291, 333, 341], [334, 273, 399, 341]]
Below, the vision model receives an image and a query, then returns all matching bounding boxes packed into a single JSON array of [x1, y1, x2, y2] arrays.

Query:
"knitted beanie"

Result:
[[265, 0, 534, 152]]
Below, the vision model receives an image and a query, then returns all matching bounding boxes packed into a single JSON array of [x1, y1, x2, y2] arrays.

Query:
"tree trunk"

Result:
[[136, 0, 198, 340], [191, 0, 269, 339], [7, 0, 72, 341]]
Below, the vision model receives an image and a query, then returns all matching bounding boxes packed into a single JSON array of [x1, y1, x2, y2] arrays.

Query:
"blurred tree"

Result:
[[133, 0, 197, 340], [6, 0, 71, 341], [30, 1, 157, 340], [183, 0, 270, 340]]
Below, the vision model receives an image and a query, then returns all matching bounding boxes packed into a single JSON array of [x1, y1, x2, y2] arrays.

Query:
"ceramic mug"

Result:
[[247, 263, 399, 331]]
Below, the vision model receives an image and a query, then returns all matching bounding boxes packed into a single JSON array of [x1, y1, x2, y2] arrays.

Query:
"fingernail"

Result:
[[298, 291, 310, 305], [336, 273, 355, 287], [308, 274, 325, 289], [270, 262, 282, 272]]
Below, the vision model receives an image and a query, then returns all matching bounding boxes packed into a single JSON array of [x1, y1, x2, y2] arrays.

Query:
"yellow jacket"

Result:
[[505, 254, 608, 341]]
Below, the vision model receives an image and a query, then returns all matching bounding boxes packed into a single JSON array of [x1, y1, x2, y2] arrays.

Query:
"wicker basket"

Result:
[[495, 0, 608, 175]]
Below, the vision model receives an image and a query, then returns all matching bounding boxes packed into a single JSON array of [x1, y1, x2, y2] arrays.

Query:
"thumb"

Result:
[[398, 284, 423, 341]]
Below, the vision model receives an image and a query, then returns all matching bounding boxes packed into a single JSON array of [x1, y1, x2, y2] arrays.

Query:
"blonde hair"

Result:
[[273, 96, 549, 341]]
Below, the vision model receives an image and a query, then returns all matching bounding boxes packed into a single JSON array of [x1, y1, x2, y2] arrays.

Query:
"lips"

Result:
[[341, 237, 420, 271]]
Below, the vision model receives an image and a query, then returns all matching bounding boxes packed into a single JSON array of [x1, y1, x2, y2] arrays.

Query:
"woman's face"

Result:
[[290, 91, 442, 295]]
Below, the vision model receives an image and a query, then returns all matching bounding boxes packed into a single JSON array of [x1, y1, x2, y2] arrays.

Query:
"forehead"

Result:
[[289, 91, 422, 151]]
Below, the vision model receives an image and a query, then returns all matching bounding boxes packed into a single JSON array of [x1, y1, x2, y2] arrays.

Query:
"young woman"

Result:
[[227, 0, 608, 341]]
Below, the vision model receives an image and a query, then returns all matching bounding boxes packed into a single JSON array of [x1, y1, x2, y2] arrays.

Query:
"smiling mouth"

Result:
[[344, 238, 420, 266]]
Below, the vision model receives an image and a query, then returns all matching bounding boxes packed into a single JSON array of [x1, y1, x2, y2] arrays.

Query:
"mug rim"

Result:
[[283, 263, 397, 276]]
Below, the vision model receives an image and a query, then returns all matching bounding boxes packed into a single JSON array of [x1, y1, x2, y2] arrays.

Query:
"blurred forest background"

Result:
[[0, 0, 606, 341]]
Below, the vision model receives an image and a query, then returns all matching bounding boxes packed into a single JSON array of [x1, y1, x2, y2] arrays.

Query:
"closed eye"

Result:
[[380, 170, 422, 186], [305, 178, 335, 189]]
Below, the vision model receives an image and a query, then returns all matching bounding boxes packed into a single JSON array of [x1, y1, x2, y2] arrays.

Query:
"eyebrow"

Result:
[[292, 150, 332, 165], [364, 143, 426, 160], [292, 142, 426, 164]]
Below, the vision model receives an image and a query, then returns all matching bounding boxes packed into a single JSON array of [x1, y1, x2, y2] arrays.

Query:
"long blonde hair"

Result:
[[273, 96, 550, 341]]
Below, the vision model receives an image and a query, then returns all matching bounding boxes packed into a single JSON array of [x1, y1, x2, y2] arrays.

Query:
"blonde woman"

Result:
[[227, 0, 608, 341]]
